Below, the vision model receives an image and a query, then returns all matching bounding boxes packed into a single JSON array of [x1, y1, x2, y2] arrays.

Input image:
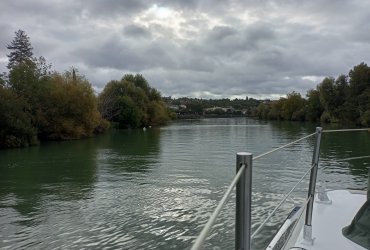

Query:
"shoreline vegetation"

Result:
[[255, 63, 370, 126], [0, 30, 171, 149], [1, 30, 370, 149], [163, 62, 370, 126]]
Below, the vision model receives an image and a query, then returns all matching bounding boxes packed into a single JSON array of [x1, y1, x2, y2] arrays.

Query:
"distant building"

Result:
[[168, 105, 179, 111], [167, 104, 187, 111], [204, 106, 235, 113], [222, 107, 234, 113]]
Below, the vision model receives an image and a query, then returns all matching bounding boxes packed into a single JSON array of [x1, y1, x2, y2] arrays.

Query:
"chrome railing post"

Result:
[[303, 127, 322, 244], [236, 152, 252, 250]]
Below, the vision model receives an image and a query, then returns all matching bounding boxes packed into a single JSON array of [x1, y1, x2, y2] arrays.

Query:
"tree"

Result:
[[0, 88, 37, 148], [317, 77, 335, 116], [349, 62, 370, 96], [281, 92, 305, 121], [6, 30, 52, 98], [268, 98, 284, 120], [306, 89, 323, 121], [348, 63, 370, 124], [256, 103, 270, 119], [332, 75, 349, 121], [99, 74, 170, 128], [98, 79, 149, 127], [37, 70, 106, 140], [7, 30, 33, 70], [8, 58, 38, 95], [0, 73, 5, 88]]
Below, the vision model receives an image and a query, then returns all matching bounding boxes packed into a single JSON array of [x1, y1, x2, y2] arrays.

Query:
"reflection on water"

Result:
[[0, 118, 369, 249], [319, 130, 370, 189], [97, 129, 161, 174], [0, 139, 98, 249]]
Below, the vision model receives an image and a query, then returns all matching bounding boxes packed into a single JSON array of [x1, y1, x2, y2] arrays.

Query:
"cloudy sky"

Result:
[[1, 0, 369, 99]]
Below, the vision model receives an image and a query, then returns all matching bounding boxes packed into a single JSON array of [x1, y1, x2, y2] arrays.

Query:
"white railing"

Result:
[[191, 127, 370, 250]]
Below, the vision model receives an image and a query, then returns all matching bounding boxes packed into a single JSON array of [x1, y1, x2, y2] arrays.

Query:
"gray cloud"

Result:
[[123, 25, 152, 39], [0, 0, 370, 99]]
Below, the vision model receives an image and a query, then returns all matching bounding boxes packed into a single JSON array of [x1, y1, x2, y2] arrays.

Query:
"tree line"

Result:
[[256, 63, 370, 126], [165, 97, 262, 117], [0, 30, 170, 149], [2, 30, 369, 149]]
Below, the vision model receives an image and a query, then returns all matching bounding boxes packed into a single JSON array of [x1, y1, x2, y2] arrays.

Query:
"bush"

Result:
[[0, 88, 38, 148]]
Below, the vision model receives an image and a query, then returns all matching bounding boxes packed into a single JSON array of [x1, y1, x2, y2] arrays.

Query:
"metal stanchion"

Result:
[[236, 152, 252, 250]]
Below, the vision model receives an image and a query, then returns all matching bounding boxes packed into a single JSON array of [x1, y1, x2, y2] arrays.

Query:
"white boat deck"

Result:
[[291, 190, 367, 250]]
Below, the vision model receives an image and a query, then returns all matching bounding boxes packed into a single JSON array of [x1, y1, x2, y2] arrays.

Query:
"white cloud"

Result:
[[0, 57, 8, 63], [301, 76, 324, 82]]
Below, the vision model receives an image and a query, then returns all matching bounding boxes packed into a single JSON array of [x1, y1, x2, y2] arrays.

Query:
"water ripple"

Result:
[[0, 119, 368, 250]]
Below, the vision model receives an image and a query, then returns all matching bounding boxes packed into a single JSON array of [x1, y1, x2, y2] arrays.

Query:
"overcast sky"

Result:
[[1, 0, 369, 99]]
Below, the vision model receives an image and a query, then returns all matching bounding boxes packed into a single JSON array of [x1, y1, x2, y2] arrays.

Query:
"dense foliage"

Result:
[[36, 72, 108, 140], [0, 87, 37, 148], [0, 30, 108, 148], [98, 74, 170, 128], [256, 63, 370, 126]]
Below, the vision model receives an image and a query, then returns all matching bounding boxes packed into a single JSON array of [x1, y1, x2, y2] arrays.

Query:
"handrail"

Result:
[[191, 127, 370, 250], [253, 132, 318, 161], [251, 163, 315, 239], [190, 164, 246, 250], [191, 131, 319, 250], [323, 128, 370, 133], [338, 155, 370, 161]]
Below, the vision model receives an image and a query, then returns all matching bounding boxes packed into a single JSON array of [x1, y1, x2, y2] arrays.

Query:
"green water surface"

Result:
[[0, 118, 369, 249]]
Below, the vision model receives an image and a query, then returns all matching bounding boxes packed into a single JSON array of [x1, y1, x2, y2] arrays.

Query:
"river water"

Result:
[[0, 118, 369, 249]]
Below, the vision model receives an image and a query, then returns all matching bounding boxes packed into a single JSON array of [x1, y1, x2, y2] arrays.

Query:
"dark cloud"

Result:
[[0, 0, 370, 99], [123, 25, 152, 39], [86, 0, 147, 17], [74, 38, 172, 71]]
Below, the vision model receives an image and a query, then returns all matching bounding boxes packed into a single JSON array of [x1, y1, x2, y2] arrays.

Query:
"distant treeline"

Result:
[[164, 97, 262, 117], [256, 63, 370, 126], [0, 30, 170, 149]]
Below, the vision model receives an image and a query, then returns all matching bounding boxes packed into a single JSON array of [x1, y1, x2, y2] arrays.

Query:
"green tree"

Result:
[[349, 62, 370, 96], [148, 100, 170, 125], [256, 103, 270, 119], [122, 74, 150, 94], [0, 73, 5, 87], [268, 98, 284, 120], [0, 88, 37, 148], [0, 30, 108, 148], [348, 63, 370, 125], [6, 30, 33, 70], [7, 30, 51, 95], [7, 56, 53, 133], [98, 80, 123, 121], [8, 59, 38, 95], [117, 95, 141, 128], [281, 92, 305, 121], [306, 89, 323, 121], [99, 74, 170, 128], [37, 71, 106, 140], [331, 75, 349, 121], [317, 77, 335, 118]]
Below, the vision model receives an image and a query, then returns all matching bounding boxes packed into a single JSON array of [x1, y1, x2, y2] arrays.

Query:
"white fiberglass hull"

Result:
[[267, 190, 367, 250]]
